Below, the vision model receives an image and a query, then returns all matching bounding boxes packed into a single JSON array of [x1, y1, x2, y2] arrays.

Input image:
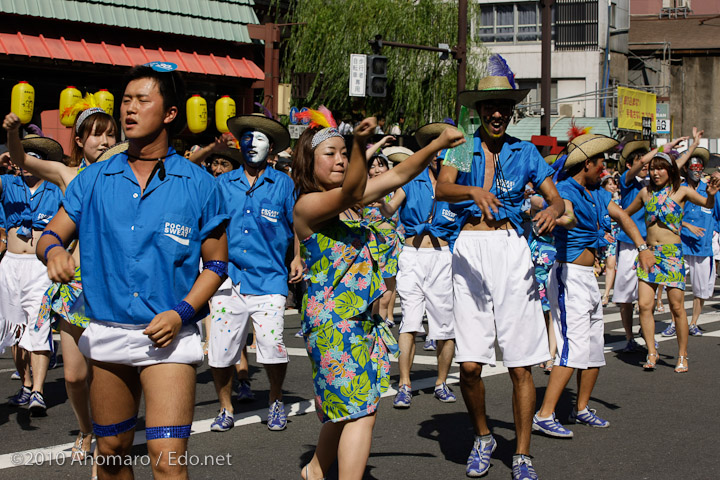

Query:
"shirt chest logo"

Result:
[[261, 208, 279, 223], [164, 222, 192, 246], [37, 213, 52, 224], [495, 179, 515, 193], [441, 208, 457, 223]]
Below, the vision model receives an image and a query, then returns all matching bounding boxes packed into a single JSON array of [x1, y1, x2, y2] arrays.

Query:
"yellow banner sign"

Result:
[[617, 87, 657, 132]]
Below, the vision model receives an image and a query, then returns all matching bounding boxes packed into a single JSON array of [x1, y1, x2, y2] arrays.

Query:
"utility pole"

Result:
[[540, 0, 554, 136], [457, 0, 468, 119]]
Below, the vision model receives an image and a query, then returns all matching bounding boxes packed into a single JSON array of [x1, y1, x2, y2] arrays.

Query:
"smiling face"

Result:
[[368, 157, 388, 178], [240, 130, 271, 166], [77, 119, 116, 163], [649, 163, 670, 187], [120, 78, 177, 141], [313, 136, 348, 190], [603, 176, 618, 194], [478, 100, 514, 139]]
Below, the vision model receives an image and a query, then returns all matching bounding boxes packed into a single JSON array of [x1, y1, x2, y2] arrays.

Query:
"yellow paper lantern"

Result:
[[186, 95, 207, 134], [11, 81, 34, 124]]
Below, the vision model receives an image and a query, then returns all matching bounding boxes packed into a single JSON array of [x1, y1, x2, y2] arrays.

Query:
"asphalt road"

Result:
[[1, 277, 718, 479]]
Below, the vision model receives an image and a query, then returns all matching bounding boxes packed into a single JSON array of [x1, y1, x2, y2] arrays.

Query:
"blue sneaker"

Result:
[[28, 391, 47, 416], [267, 400, 287, 431], [622, 339, 640, 353], [570, 407, 609, 428], [236, 380, 255, 402], [661, 323, 676, 337], [393, 384, 412, 409], [466, 434, 496, 477], [512, 454, 538, 480], [532, 412, 574, 438], [434, 383, 457, 403], [423, 339, 436, 351], [294, 330, 304, 338], [9, 386, 32, 406], [210, 408, 234, 432], [10, 370, 20, 380], [689, 324, 703, 336], [48, 351, 58, 370]]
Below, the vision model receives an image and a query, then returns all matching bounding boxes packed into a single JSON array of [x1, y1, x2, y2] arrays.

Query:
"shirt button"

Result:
[[244, 229, 248, 233], [246, 209, 250, 213], [133, 193, 139, 198], [243, 249, 247, 253], [133, 292, 139, 297], [131, 225, 135, 231]]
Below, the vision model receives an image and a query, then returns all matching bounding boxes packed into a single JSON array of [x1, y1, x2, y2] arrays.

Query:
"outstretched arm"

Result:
[[684, 173, 720, 208], [608, 201, 654, 271], [623, 188, 647, 217], [675, 127, 703, 170], [533, 176, 565, 235], [366, 135, 395, 161]]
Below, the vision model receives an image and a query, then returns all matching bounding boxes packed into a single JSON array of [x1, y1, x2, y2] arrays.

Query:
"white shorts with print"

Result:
[[613, 241, 639, 303], [686, 255, 715, 300]]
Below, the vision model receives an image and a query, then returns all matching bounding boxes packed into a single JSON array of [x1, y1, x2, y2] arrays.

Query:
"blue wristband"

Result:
[[41, 230, 63, 244], [172, 301, 196, 325], [44, 244, 63, 260], [203, 260, 228, 278]]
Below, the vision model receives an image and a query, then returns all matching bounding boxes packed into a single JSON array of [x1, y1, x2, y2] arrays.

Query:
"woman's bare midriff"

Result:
[[462, 216, 514, 231], [405, 233, 448, 249], [7, 228, 44, 255], [646, 222, 681, 247]]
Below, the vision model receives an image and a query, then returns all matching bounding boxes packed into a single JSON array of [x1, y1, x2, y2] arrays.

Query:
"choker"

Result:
[[126, 152, 170, 181]]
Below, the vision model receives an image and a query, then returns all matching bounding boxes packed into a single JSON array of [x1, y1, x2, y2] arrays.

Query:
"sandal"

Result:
[[544, 358, 554, 374], [71, 431, 93, 461], [302, 463, 325, 480], [643, 353, 658, 371], [602, 295, 609, 307], [674, 355, 689, 374], [656, 303, 665, 313]]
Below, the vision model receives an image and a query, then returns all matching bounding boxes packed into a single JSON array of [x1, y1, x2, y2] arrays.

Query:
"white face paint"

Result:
[[688, 158, 704, 182], [240, 130, 270, 166]]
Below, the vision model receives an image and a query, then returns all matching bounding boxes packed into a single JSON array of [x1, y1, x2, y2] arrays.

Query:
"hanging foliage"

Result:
[[275, 0, 489, 128]]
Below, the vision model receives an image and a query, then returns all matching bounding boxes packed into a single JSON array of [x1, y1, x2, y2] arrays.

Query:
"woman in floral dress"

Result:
[[625, 151, 720, 373], [292, 111, 463, 480]]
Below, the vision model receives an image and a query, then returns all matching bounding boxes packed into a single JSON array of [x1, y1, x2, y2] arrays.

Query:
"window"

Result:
[[477, 2, 554, 44]]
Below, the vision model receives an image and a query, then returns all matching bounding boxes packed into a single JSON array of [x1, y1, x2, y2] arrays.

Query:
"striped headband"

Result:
[[311, 127, 343, 149], [653, 152, 674, 164], [76, 107, 107, 133]]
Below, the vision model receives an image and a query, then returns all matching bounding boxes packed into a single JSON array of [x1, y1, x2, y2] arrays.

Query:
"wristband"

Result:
[[203, 260, 228, 278], [41, 230, 63, 244], [172, 301, 196, 325], [44, 244, 63, 260]]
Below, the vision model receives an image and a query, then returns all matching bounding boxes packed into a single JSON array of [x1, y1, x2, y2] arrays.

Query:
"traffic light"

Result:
[[366, 55, 387, 98]]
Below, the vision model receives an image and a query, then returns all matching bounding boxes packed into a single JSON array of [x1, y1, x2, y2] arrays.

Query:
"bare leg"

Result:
[[377, 277, 396, 323], [459, 362, 490, 436], [234, 346, 249, 381], [543, 311, 557, 359], [536, 365, 574, 418], [603, 255, 617, 302], [303, 421, 343, 480], [436, 339, 455, 385], [60, 321, 93, 434], [575, 367, 600, 411], [508, 366, 535, 455], [30, 351, 50, 394], [265, 363, 287, 403], [211, 366, 234, 413], [656, 285, 666, 311], [619, 303, 635, 341], [691, 297, 704, 326], [303, 415, 376, 480], [397, 332, 416, 387], [13, 345, 32, 390], [667, 287, 689, 363], [637, 281, 658, 357]]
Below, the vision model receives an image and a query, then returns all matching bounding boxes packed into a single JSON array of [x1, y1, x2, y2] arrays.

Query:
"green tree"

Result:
[[277, 0, 488, 128]]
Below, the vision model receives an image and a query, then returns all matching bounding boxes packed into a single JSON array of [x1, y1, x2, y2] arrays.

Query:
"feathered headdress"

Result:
[[567, 119, 592, 142], [61, 93, 107, 133], [487, 54, 516, 89], [296, 106, 341, 148], [254, 102, 273, 119]]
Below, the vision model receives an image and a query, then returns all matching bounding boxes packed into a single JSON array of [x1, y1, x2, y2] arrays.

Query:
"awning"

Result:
[[0, 32, 264, 80]]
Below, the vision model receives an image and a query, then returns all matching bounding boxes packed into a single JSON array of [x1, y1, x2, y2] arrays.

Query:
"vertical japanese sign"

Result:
[[349, 54, 367, 97]]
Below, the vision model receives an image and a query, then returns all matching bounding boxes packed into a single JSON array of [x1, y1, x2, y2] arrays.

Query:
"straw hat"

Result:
[[689, 146, 710, 165], [382, 146, 414, 164], [95, 141, 128, 163], [415, 122, 452, 148], [21, 135, 63, 162], [227, 115, 290, 154], [543, 154, 559, 165], [212, 147, 243, 168], [457, 76, 530, 110], [564, 134, 619, 170], [618, 140, 650, 172]]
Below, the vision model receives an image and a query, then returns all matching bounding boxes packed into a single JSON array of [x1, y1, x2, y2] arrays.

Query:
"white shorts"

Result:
[[713, 232, 720, 261], [612, 242, 638, 303], [686, 255, 715, 300], [396, 245, 454, 340], [78, 321, 204, 367], [208, 279, 288, 368], [0, 322, 23, 354], [0, 252, 53, 352], [548, 263, 606, 369], [452, 230, 549, 367]]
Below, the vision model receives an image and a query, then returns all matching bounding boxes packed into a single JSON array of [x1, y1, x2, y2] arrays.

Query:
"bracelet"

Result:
[[658, 145, 664, 153], [172, 301, 196, 325], [41, 230, 63, 244], [44, 244, 63, 260], [638, 243, 649, 252], [203, 260, 228, 278]]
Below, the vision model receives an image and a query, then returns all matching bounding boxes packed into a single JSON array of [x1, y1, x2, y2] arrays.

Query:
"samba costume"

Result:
[[362, 192, 404, 277], [636, 186, 685, 289]]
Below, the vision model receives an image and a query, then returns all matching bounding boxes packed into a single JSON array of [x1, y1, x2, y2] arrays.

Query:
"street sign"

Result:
[[288, 124, 307, 139], [289, 106, 299, 125], [299, 107, 310, 125], [656, 103, 670, 135], [349, 54, 367, 97], [642, 116, 653, 140]]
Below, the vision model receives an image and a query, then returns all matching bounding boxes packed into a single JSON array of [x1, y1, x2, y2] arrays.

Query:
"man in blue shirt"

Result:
[[436, 73, 565, 480], [532, 134, 653, 438], [208, 114, 301, 433], [0, 132, 63, 415]]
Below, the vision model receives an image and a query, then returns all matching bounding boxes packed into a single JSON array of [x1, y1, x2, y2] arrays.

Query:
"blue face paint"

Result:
[[240, 131, 254, 162], [240, 130, 270, 167]]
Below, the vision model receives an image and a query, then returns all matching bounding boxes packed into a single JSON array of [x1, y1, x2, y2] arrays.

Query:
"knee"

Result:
[[147, 443, 187, 477], [64, 370, 88, 388], [460, 362, 483, 381], [508, 366, 533, 385], [96, 435, 132, 458], [668, 301, 685, 317]]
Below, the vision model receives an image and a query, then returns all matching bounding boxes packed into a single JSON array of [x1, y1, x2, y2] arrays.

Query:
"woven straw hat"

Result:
[[564, 134, 619, 170], [227, 115, 291, 154], [544, 154, 559, 165], [689, 146, 710, 165], [415, 122, 452, 148], [21, 135, 63, 162], [95, 141, 128, 163], [457, 76, 530, 109], [618, 140, 650, 172], [382, 146, 414, 164]]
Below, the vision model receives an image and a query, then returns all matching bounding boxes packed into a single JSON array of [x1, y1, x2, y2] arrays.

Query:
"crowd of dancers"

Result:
[[1, 56, 717, 480]]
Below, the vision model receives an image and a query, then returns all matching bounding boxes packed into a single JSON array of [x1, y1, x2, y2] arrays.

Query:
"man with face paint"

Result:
[[208, 114, 300, 433], [0, 133, 63, 414], [436, 72, 565, 480], [668, 146, 718, 338]]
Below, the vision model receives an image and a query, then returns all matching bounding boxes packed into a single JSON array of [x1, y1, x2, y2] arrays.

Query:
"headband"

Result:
[[75, 107, 106, 133], [311, 127, 343, 149], [653, 152, 674, 164]]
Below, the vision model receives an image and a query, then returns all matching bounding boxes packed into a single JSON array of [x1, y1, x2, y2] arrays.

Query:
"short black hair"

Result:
[[125, 65, 186, 135]]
